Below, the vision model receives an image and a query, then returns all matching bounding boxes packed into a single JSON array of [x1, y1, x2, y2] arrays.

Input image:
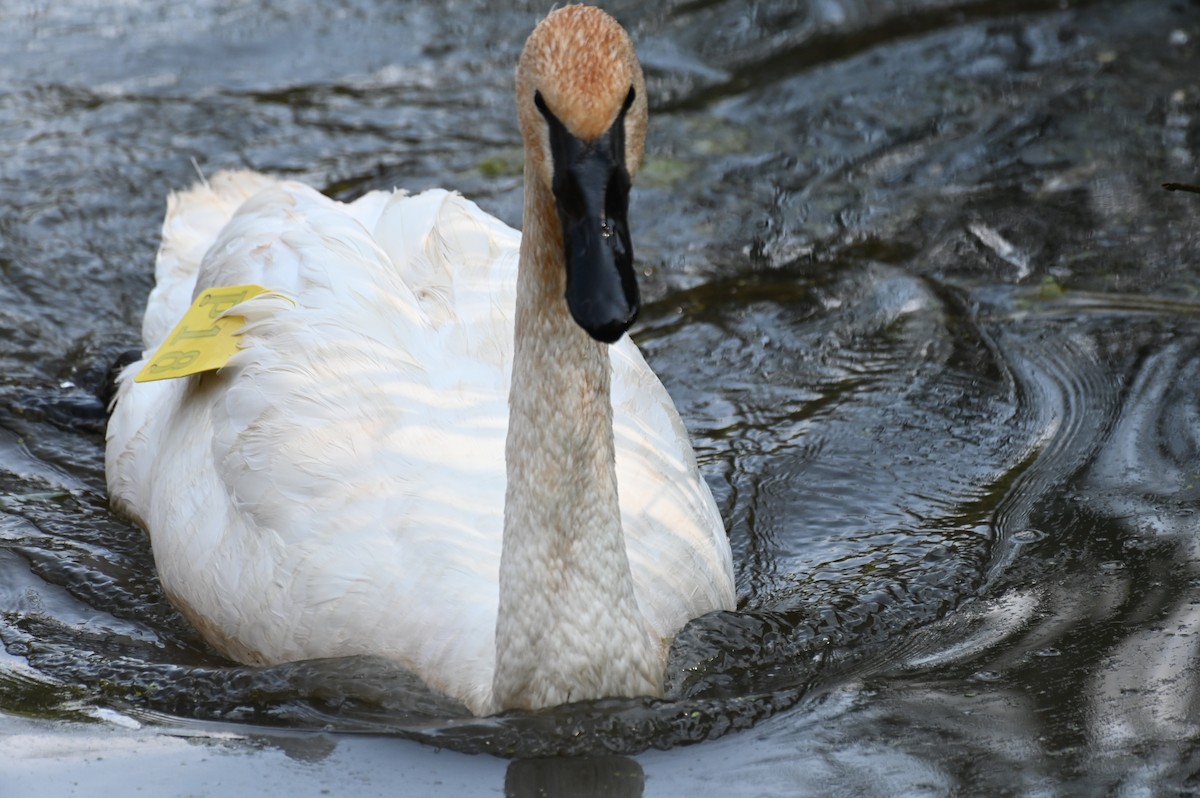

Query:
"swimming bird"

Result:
[[105, 5, 735, 715]]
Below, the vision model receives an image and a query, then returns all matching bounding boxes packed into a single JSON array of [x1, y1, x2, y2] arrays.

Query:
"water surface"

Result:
[[2, 0, 1200, 794]]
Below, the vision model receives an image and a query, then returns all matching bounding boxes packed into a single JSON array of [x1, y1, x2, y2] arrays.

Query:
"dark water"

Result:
[[2, 0, 1200, 794]]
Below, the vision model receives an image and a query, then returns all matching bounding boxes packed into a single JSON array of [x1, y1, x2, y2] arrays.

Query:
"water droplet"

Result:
[[1013, 528, 1044, 543]]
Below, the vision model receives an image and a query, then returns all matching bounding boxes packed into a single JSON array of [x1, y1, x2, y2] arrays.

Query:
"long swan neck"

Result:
[[491, 163, 661, 711]]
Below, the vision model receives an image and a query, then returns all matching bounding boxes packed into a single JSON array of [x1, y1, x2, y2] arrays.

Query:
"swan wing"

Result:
[[612, 341, 736, 644], [108, 174, 517, 713]]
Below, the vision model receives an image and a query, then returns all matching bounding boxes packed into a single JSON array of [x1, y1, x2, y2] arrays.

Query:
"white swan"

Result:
[[105, 5, 735, 715]]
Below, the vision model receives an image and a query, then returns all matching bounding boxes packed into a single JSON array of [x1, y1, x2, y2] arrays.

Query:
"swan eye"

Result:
[[621, 86, 636, 115]]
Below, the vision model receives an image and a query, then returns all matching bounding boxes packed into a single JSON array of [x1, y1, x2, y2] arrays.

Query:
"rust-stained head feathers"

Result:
[[516, 6, 648, 178]]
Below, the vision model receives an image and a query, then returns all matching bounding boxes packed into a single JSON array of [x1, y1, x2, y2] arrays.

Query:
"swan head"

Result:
[[516, 5, 649, 344]]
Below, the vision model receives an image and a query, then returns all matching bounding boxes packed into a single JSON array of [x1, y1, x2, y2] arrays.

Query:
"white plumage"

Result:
[[106, 6, 735, 716]]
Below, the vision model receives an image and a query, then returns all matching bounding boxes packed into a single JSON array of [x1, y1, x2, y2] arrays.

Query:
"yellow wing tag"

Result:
[[135, 284, 272, 383]]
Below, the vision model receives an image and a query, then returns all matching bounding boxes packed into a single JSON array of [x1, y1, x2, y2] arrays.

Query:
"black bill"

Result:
[[537, 87, 640, 344]]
